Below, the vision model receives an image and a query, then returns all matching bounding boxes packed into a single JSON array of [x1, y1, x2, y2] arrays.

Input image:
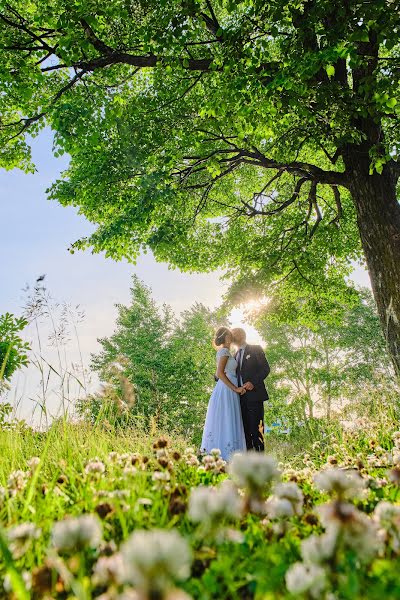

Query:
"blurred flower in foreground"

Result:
[[285, 562, 327, 598], [51, 515, 102, 552], [189, 480, 242, 526], [229, 452, 280, 511], [266, 482, 304, 519], [314, 468, 365, 500], [121, 529, 192, 599], [7, 522, 41, 558]]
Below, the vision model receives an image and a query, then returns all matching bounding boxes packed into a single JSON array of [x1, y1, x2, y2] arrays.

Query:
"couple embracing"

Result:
[[201, 326, 270, 461]]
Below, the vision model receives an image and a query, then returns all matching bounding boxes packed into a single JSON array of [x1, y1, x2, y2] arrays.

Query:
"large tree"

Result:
[[1, 1, 400, 371]]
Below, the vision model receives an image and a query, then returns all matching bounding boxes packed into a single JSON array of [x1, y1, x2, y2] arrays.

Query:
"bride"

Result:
[[201, 326, 246, 460]]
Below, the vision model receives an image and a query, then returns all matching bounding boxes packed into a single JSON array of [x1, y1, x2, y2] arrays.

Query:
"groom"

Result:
[[232, 328, 270, 452]]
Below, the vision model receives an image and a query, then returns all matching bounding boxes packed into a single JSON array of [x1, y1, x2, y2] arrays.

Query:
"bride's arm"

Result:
[[217, 355, 243, 393]]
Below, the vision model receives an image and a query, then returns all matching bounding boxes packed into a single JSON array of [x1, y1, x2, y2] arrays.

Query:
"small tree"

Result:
[[86, 277, 218, 441], [0, 313, 30, 383]]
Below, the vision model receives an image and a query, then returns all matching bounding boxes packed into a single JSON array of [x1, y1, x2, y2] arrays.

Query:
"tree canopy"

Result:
[[1, 0, 400, 369]]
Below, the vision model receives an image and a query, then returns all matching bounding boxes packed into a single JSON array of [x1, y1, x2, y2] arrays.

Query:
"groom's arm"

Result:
[[245, 346, 270, 389]]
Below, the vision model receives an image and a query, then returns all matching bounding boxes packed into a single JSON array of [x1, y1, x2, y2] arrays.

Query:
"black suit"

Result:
[[236, 344, 270, 452]]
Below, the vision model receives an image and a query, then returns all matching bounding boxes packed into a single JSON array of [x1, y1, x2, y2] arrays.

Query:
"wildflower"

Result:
[[7, 522, 41, 558], [27, 456, 40, 472], [185, 454, 199, 467], [265, 497, 295, 519], [318, 502, 382, 561], [51, 514, 102, 552], [301, 529, 338, 564], [152, 471, 170, 482], [85, 460, 106, 475], [389, 467, 400, 485], [275, 482, 303, 514], [121, 529, 192, 594], [0, 486, 6, 505], [285, 562, 326, 598], [153, 436, 169, 449], [95, 502, 114, 519], [7, 469, 27, 495], [108, 451, 119, 462], [123, 466, 138, 477], [210, 448, 221, 458], [188, 480, 242, 525], [314, 468, 365, 499], [92, 553, 126, 586], [228, 452, 280, 492]]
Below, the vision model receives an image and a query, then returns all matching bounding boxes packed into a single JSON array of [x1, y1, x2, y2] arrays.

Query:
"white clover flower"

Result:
[[51, 514, 102, 552], [7, 522, 41, 558], [285, 562, 327, 598], [265, 497, 295, 519], [92, 552, 127, 586], [123, 466, 138, 477], [373, 501, 400, 527], [301, 528, 338, 564], [108, 451, 119, 462], [0, 486, 7, 504], [317, 502, 382, 561], [85, 460, 106, 475], [121, 529, 192, 592], [156, 448, 168, 459], [152, 471, 171, 482], [7, 470, 28, 495], [188, 480, 242, 524], [27, 456, 40, 471], [202, 455, 215, 465], [184, 447, 195, 455], [228, 452, 280, 492], [393, 450, 400, 465], [210, 448, 221, 458], [274, 482, 303, 515], [314, 468, 365, 499], [186, 454, 200, 467]]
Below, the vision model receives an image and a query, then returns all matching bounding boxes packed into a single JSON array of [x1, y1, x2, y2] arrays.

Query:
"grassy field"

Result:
[[1, 418, 400, 599]]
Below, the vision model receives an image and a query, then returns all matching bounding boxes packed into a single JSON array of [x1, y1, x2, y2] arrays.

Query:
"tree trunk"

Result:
[[347, 162, 400, 376]]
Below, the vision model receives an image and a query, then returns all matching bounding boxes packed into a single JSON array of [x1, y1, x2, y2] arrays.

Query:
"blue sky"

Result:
[[0, 131, 371, 422]]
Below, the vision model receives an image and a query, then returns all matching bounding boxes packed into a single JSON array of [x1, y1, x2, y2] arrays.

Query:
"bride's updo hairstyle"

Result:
[[213, 326, 232, 348]]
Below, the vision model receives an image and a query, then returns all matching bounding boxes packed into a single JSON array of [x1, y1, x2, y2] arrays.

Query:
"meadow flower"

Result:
[[92, 552, 127, 586], [228, 452, 280, 492], [85, 460, 106, 475], [318, 502, 382, 561], [389, 466, 400, 485], [301, 528, 338, 564], [7, 522, 41, 558], [210, 448, 221, 458], [27, 456, 40, 472], [285, 562, 327, 598], [188, 480, 242, 524], [274, 482, 303, 514], [51, 514, 102, 552], [7, 469, 28, 495], [121, 529, 192, 594], [265, 497, 295, 519], [0, 486, 6, 504], [123, 465, 138, 477], [185, 454, 200, 467], [314, 468, 365, 499]]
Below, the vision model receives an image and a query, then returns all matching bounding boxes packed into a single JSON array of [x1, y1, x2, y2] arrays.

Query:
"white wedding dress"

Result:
[[201, 348, 246, 461]]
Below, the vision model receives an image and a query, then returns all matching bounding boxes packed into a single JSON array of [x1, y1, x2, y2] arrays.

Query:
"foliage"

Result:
[[254, 288, 394, 422], [79, 276, 218, 443], [0, 313, 30, 382], [1, 419, 400, 598], [1, 0, 400, 350]]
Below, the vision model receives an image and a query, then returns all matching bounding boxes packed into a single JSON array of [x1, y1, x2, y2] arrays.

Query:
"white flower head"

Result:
[[188, 480, 242, 524], [228, 452, 280, 492], [121, 529, 192, 592], [301, 528, 338, 564], [210, 448, 221, 458], [51, 514, 103, 552], [314, 468, 365, 499], [274, 482, 303, 515], [7, 522, 41, 558], [85, 460, 106, 475], [373, 501, 400, 528], [7, 470, 28, 495], [265, 497, 295, 519], [27, 457, 40, 471], [285, 562, 327, 598], [92, 553, 127, 586]]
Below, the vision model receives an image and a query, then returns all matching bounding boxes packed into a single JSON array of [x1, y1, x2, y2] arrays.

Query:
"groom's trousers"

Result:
[[240, 395, 265, 452]]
